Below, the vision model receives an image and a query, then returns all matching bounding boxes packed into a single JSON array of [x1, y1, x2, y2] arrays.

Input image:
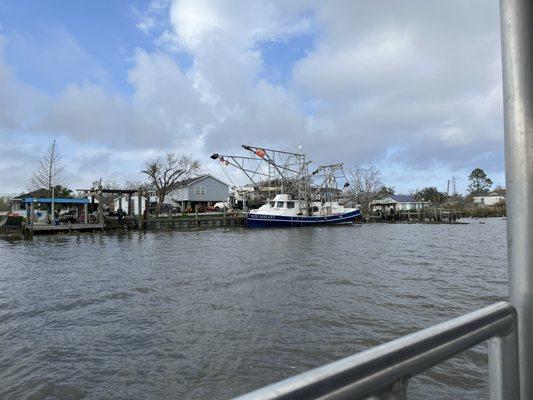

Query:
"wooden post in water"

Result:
[[84, 203, 88, 224], [98, 182, 104, 231], [223, 207, 227, 227], [137, 189, 142, 229], [195, 204, 199, 227], [29, 201, 34, 232]]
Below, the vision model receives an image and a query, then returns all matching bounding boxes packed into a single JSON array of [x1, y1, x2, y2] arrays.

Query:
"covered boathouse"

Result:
[[21, 196, 103, 233]]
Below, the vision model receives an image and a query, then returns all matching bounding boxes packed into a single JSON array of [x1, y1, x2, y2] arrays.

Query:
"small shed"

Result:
[[113, 195, 147, 214]]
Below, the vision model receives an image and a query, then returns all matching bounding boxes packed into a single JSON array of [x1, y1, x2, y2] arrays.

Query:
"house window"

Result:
[[195, 186, 206, 196]]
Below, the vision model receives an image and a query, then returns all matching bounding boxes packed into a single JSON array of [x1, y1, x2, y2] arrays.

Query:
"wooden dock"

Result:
[[29, 222, 104, 233], [16, 213, 245, 235], [366, 209, 461, 224], [146, 214, 246, 229]]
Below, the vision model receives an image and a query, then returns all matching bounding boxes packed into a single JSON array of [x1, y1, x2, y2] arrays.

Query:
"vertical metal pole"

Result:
[[501, 0, 533, 398], [489, 326, 520, 400]]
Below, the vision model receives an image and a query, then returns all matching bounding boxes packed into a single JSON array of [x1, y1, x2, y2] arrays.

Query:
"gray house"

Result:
[[166, 174, 229, 210]]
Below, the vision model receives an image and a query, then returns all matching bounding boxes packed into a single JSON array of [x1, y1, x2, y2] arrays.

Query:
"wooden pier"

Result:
[[29, 222, 104, 233], [146, 214, 246, 230], [366, 209, 461, 224]]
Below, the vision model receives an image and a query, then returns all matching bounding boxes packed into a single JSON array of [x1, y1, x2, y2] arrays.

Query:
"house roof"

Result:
[[22, 197, 89, 204], [390, 194, 417, 203], [372, 194, 429, 206], [14, 188, 49, 200], [175, 174, 229, 188], [490, 188, 506, 196], [474, 189, 506, 198], [176, 174, 208, 187]]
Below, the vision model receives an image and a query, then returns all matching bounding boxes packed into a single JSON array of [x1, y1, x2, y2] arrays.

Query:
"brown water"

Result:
[[0, 218, 508, 399]]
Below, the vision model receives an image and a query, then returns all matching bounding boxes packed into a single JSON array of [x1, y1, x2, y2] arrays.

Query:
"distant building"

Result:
[[371, 195, 430, 213], [473, 189, 506, 206], [166, 174, 229, 210]]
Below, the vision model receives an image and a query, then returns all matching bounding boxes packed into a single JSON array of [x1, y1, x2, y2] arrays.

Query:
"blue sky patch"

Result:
[[257, 32, 315, 88]]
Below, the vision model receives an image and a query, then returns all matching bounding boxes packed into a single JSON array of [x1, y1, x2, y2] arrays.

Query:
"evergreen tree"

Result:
[[468, 168, 493, 195]]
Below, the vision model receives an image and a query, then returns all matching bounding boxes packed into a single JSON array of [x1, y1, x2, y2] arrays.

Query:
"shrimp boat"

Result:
[[247, 193, 361, 228], [211, 145, 362, 228]]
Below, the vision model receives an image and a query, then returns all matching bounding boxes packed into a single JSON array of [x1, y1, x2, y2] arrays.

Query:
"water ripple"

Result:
[[0, 218, 508, 399]]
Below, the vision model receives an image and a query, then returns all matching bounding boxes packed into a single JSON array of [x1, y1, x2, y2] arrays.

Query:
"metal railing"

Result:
[[233, 302, 518, 400]]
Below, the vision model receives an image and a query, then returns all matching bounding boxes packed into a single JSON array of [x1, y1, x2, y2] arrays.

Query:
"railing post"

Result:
[[500, 0, 533, 398], [489, 324, 520, 400], [369, 379, 409, 400]]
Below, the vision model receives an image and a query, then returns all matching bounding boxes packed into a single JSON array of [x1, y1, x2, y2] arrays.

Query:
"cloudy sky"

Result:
[[0, 0, 504, 195]]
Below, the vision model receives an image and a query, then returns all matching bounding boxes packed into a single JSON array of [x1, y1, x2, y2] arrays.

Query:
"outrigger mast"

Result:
[[211, 145, 351, 210]]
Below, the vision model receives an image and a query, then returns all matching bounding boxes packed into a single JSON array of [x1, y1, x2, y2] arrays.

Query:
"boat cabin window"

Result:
[[312, 206, 319, 212], [269, 201, 275, 207], [286, 201, 295, 209], [276, 201, 284, 208]]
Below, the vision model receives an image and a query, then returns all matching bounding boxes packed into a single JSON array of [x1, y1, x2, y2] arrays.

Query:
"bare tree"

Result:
[[29, 139, 64, 196], [141, 153, 200, 215], [98, 179, 122, 208], [124, 180, 146, 191], [348, 165, 383, 213]]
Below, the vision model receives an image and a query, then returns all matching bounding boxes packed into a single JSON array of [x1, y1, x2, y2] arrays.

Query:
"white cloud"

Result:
[[0, 35, 49, 136], [169, 0, 311, 52], [0, 0, 505, 194]]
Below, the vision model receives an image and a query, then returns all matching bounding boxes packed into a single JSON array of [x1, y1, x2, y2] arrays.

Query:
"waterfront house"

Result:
[[473, 189, 506, 206], [166, 174, 229, 211], [371, 194, 430, 213]]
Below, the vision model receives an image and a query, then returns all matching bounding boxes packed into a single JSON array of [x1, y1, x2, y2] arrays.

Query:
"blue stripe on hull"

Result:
[[246, 210, 362, 228]]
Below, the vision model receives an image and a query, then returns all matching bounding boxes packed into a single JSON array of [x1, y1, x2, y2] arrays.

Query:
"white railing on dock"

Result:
[[232, 302, 519, 400]]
